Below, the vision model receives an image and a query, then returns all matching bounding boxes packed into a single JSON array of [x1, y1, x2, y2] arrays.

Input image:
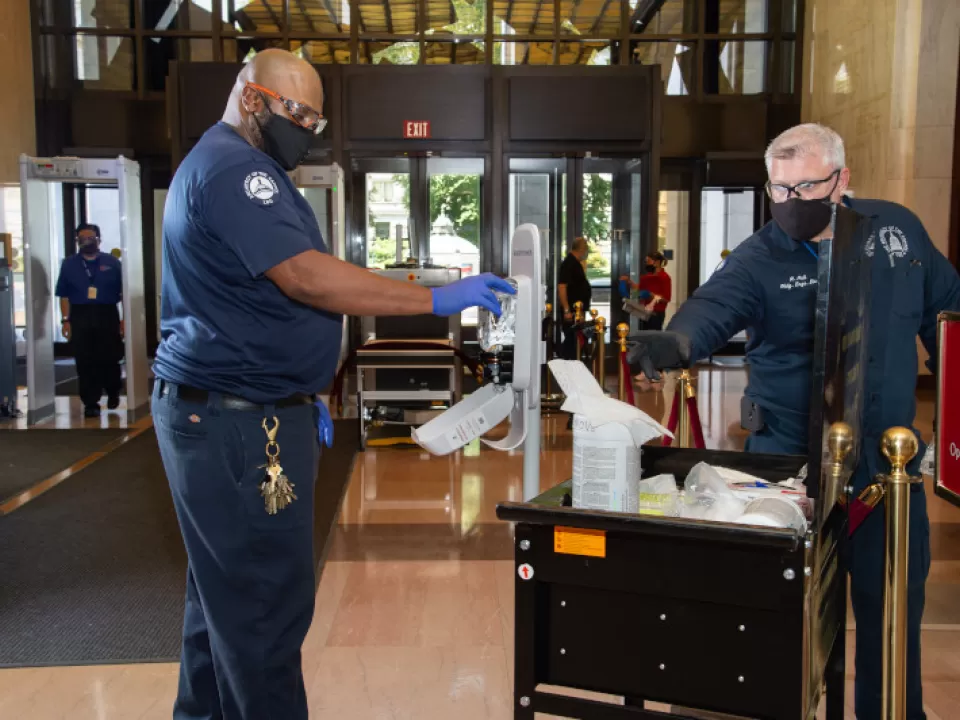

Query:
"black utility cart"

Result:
[[497, 205, 874, 720]]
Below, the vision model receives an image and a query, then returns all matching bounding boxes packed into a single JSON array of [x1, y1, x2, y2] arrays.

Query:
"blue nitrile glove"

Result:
[[431, 273, 516, 317], [619, 279, 630, 297], [314, 400, 334, 448], [638, 289, 652, 301]]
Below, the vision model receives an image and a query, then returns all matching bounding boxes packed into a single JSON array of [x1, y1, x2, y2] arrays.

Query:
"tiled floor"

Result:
[[1, 366, 959, 719]]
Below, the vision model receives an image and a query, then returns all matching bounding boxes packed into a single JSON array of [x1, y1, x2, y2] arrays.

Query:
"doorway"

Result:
[[351, 154, 487, 327], [507, 155, 646, 344]]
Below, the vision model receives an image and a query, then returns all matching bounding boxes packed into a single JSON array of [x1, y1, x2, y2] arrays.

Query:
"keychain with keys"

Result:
[[260, 416, 297, 515]]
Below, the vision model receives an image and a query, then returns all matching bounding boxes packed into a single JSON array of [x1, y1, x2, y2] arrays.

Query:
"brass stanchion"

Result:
[[617, 323, 629, 401], [879, 427, 921, 720], [676, 370, 693, 448], [594, 316, 606, 390], [589, 308, 598, 321], [574, 302, 584, 362], [826, 422, 854, 512]]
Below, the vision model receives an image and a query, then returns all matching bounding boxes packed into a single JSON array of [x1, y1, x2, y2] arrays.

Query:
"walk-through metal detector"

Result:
[[19, 155, 149, 424], [293, 163, 348, 366]]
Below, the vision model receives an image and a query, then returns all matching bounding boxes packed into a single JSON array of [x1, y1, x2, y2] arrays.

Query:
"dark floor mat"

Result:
[[0, 420, 358, 668], [0, 429, 127, 504]]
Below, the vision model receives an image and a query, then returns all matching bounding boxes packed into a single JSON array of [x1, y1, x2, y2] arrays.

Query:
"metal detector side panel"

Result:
[[118, 157, 150, 418], [19, 157, 56, 425], [806, 204, 873, 508]]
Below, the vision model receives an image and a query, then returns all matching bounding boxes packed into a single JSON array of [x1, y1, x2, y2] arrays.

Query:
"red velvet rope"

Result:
[[686, 394, 706, 449]]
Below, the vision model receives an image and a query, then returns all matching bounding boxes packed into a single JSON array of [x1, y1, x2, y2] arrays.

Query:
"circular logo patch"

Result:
[[244, 171, 279, 205]]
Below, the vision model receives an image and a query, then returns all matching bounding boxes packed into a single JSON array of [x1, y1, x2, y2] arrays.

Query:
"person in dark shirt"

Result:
[[628, 123, 960, 719], [154, 49, 512, 720], [55, 223, 124, 417], [557, 236, 592, 360]]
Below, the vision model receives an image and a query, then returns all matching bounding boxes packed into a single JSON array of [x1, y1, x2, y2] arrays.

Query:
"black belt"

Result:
[[159, 381, 314, 412]]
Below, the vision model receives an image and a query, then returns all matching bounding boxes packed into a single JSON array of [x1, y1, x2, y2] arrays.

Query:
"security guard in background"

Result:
[[629, 123, 960, 719], [153, 49, 513, 720], [557, 236, 592, 360], [55, 223, 124, 417]]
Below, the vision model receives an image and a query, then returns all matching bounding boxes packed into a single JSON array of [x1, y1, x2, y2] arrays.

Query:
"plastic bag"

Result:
[[637, 474, 678, 516], [679, 462, 746, 522], [477, 278, 518, 352]]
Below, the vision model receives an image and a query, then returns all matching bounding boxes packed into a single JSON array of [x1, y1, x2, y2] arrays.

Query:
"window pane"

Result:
[[709, 0, 768, 33], [426, 0, 487, 35], [632, 41, 694, 96], [292, 40, 352, 63], [358, 41, 420, 64], [357, 0, 418, 34], [493, 0, 554, 35], [73, 35, 135, 90], [367, 173, 412, 269], [699, 189, 756, 287], [704, 40, 767, 94], [629, 0, 697, 34], [70, 0, 132, 29], [582, 172, 613, 332], [495, 41, 555, 64], [428, 158, 483, 324], [289, 0, 352, 34], [144, 0, 230, 32], [560, 0, 620, 37], [558, 41, 613, 66], [226, 0, 285, 32], [425, 41, 488, 64]]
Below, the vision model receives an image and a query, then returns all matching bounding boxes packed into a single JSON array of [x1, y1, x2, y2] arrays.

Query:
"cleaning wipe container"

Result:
[[548, 359, 672, 513]]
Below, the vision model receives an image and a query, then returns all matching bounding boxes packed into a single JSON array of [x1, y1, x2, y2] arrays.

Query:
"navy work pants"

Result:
[[746, 420, 930, 719], [71, 303, 122, 409], [152, 382, 320, 720]]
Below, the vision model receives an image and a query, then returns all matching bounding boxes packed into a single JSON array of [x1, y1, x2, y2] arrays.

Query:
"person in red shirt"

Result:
[[627, 251, 672, 330]]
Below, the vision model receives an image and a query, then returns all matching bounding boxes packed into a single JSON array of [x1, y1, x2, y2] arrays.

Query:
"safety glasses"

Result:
[[246, 82, 327, 135], [765, 169, 840, 203]]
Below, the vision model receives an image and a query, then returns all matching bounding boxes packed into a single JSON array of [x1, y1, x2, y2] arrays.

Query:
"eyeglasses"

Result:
[[765, 169, 840, 203], [246, 82, 327, 135]]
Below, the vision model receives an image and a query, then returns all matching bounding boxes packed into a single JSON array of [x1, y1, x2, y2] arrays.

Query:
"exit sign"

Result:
[[403, 121, 431, 139]]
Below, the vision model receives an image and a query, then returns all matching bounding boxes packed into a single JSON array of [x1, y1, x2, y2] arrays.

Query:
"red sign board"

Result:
[[936, 312, 960, 508], [403, 121, 431, 139]]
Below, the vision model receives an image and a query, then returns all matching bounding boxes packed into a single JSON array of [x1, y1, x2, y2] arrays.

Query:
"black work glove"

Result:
[[625, 331, 692, 381]]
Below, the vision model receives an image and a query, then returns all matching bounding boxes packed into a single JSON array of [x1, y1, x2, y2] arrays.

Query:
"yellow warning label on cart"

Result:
[[554, 526, 606, 558]]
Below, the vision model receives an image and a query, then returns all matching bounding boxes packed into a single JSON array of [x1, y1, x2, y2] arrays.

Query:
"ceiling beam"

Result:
[[318, 0, 344, 32], [381, 0, 395, 33], [258, 0, 283, 30]]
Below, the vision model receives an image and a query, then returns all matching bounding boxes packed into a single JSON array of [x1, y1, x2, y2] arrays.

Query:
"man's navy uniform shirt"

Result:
[[55, 252, 123, 306], [668, 197, 960, 476], [154, 122, 343, 403]]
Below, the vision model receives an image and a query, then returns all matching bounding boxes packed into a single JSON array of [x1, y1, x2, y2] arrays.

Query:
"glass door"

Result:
[[352, 157, 414, 269], [427, 157, 484, 326], [581, 157, 644, 338], [508, 158, 567, 346]]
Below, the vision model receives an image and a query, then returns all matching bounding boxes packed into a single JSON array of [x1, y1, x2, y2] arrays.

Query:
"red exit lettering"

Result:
[[403, 121, 431, 139]]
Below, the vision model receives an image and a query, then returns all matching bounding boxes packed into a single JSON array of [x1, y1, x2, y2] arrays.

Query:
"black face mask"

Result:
[[645, 263, 656, 274], [769, 197, 834, 242], [78, 240, 99, 256], [258, 112, 313, 171]]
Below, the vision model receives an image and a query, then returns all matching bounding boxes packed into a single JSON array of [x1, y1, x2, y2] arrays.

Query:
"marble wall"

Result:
[[802, 0, 958, 256], [802, 0, 959, 373], [0, 0, 36, 184]]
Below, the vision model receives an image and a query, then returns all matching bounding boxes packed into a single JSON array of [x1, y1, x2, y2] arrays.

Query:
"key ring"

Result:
[[261, 416, 280, 442]]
